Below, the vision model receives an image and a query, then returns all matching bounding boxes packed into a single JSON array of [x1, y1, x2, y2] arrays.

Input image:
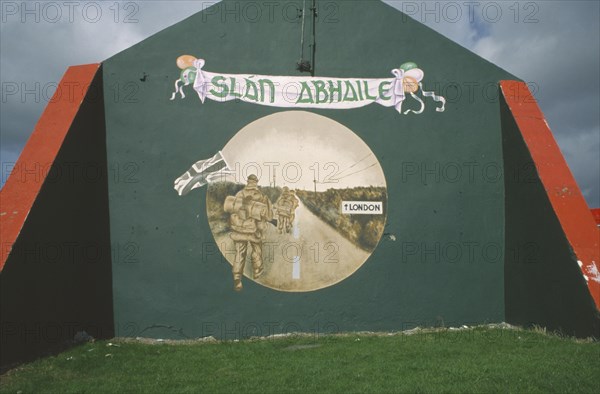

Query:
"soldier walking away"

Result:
[[274, 187, 299, 234], [223, 174, 273, 291]]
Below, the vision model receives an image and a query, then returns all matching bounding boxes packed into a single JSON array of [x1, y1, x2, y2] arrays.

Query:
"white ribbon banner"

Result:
[[171, 59, 445, 115]]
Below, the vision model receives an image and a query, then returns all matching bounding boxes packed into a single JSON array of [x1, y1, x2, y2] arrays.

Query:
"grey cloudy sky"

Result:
[[1, 1, 598, 207]]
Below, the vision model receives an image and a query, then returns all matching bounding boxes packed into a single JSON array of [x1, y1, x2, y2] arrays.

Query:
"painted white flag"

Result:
[[174, 151, 233, 196]]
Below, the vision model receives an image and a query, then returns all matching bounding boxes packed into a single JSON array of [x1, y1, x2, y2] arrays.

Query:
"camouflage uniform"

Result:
[[228, 175, 272, 291], [275, 187, 299, 234]]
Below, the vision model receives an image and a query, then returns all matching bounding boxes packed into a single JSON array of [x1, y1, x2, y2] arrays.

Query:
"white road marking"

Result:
[[292, 256, 301, 280], [292, 200, 301, 280]]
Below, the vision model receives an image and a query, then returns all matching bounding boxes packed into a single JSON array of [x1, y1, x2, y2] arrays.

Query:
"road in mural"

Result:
[[176, 111, 387, 292], [209, 191, 375, 292]]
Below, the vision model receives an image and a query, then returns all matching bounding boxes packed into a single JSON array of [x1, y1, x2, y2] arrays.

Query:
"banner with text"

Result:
[[170, 57, 446, 115]]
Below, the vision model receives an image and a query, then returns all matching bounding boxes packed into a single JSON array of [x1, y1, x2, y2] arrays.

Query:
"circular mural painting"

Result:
[[206, 111, 387, 292]]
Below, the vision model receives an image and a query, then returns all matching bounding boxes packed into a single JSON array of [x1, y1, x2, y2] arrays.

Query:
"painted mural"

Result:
[[213, 112, 386, 292], [170, 54, 448, 292], [177, 112, 387, 292]]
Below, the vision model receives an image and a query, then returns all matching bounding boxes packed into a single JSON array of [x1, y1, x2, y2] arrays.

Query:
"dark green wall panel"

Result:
[[501, 94, 600, 338], [1, 69, 114, 367]]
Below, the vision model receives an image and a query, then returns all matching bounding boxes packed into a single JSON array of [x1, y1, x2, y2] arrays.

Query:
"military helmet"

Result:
[[283, 186, 290, 192], [247, 174, 259, 182]]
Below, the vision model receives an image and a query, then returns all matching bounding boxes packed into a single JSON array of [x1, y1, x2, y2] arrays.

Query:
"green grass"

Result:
[[1, 327, 598, 393]]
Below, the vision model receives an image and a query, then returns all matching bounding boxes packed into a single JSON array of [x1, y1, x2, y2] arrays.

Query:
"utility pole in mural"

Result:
[[170, 52, 447, 292]]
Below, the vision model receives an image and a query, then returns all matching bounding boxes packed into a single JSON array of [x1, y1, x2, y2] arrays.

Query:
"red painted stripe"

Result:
[[0, 64, 100, 271], [500, 80, 600, 310], [591, 209, 600, 226]]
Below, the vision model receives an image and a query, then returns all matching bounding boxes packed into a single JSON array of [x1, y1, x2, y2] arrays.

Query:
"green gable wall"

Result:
[[103, 0, 516, 339]]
